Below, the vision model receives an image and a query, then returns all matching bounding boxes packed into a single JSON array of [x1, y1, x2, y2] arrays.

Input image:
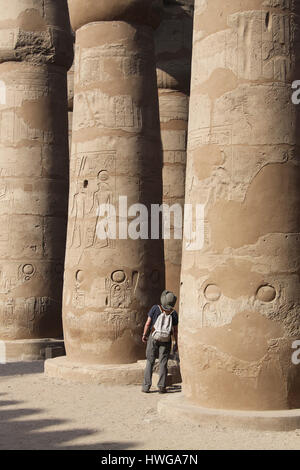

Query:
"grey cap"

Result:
[[160, 290, 177, 310]]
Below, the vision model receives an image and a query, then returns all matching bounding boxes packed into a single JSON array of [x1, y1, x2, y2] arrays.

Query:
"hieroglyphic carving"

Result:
[[0, 265, 18, 294], [24, 296, 51, 322], [0, 155, 16, 177], [188, 125, 232, 149], [0, 0, 72, 341], [0, 181, 13, 212], [0, 81, 54, 144], [193, 10, 293, 86], [72, 291, 85, 309], [73, 90, 143, 131], [104, 270, 139, 309], [24, 297, 36, 321], [0, 181, 13, 252], [105, 273, 131, 309], [1, 295, 52, 328], [0, 28, 18, 50], [69, 151, 116, 252], [107, 312, 131, 340], [0, 263, 36, 295], [20, 264, 35, 282], [72, 268, 86, 310], [109, 313, 122, 340], [4, 297, 14, 325], [78, 46, 148, 85], [0, 80, 6, 105]]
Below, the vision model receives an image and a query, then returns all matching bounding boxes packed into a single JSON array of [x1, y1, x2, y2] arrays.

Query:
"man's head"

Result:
[[160, 290, 177, 311]]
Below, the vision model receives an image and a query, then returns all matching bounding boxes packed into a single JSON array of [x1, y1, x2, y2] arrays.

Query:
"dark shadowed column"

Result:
[[67, 33, 75, 151], [155, 0, 194, 301]]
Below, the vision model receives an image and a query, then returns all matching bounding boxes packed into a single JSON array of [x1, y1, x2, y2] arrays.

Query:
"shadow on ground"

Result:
[[0, 361, 139, 450], [0, 393, 137, 450]]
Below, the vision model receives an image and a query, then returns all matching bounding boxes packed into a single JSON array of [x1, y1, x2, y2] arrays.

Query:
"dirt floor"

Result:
[[0, 361, 300, 450]]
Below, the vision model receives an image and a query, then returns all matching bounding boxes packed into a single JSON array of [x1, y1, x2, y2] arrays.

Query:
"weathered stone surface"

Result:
[[45, 356, 181, 386], [0, 0, 73, 67], [158, 394, 300, 431], [45, 356, 146, 385], [68, 109, 73, 151], [0, 338, 65, 362], [62, 4, 164, 365], [155, 1, 194, 300], [179, 0, 300, 410], [0, 1, 73, 342]]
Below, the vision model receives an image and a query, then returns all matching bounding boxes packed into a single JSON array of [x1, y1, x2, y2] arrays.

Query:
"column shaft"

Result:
[[63, 19, 164, 364], [0, 1, 73, 342], [180, 0, 300, 410]]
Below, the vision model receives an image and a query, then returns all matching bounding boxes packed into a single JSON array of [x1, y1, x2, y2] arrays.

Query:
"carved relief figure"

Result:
[[4, 297, 14, 325], [70, 181, 88, 248], [70, 153, 116, 252], [91, 170, 114, 249]]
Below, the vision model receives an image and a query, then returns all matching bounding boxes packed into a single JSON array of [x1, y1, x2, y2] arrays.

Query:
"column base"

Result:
[[45, 356, 145, 385], [157, 394, 300, 431], [45, 356, 182, 386], [0, 338, 65, 363]]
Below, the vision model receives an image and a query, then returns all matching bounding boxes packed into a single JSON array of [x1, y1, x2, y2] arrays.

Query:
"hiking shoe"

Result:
[[158, 387, 167, 394]]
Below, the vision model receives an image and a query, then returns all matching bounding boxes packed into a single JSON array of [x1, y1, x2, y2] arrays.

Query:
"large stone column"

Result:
[[45, 0, 165, 382], [0, 1, 73, 361], [159, 1, 300, 428], [67, 33, 75, 150], [155, 0, 194, 301]]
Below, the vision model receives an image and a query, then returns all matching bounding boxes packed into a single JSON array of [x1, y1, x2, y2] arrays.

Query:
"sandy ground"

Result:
[[0, 361, 300, 450]]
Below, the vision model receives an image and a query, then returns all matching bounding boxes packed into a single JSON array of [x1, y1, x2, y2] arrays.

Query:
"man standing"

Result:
[[142, 290, 178, 393]]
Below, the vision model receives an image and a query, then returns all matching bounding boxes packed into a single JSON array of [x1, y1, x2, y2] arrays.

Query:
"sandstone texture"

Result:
[[0, 0, 73, 341], [179, 0, 300, 410], [63, 1, 165, 365], [158, 394, 300, 431], [44, 356, 180, 386], [0, 338, 65, 362]]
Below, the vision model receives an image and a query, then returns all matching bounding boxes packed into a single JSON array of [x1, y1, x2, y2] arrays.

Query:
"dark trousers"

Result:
[[142, 335, 171, 391]]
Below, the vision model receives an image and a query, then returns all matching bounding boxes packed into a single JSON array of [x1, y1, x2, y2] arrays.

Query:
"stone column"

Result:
[[67, 33, 75, 151], [155, 0, 194, 301], [159, 1, 300, 428], [45, 0, 165, 382], [0, 1, 73, 361]]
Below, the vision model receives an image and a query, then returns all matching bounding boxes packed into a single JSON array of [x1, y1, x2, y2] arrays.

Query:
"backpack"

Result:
[[152, 305, 173, 342]]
